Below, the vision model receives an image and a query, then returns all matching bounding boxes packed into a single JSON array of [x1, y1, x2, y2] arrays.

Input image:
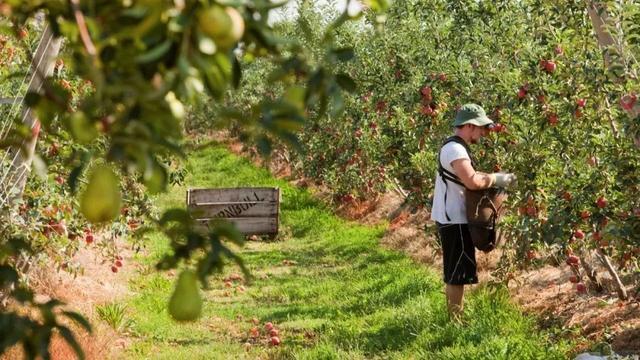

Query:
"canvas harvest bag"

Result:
[[437, 136, 508, 252]]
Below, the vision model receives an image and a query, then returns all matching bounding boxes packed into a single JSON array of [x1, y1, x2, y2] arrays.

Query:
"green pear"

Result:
[[168, 269, 202, 322], [68, 112, 98, 144], [80, 165, 121, 223]]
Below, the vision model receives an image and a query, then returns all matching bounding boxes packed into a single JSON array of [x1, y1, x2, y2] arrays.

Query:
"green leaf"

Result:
[[159, 208, 191, 226], [335, 73, 357, 92], [0, 265, 19, 287], [68, 156, 89, 194], [208, 219, 243, 245], [67, 112, 98, 144], [135, 39, 173, 64], [283, 85, 306, 111], [143, 158, 168, 194], [232, 56, 242, 89], [31, 155, 48, 180], [24, 92, 41, 107], [364, 0, 391, 12], [331, 47, 355, 62]]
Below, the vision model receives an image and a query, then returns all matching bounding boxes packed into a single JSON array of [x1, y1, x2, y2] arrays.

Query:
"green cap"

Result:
[[453, 103, 494, 127]]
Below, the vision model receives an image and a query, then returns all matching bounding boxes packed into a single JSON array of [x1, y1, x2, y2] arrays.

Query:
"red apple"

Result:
[[420, 86, 432, 98], [573, 229, 585, 239], [543, 60, 556, 73], [566, 255, 580, 265], [269, 329, 279, 337], [526, 250, 537, 260], [115, 260, 123, 268], [493, 123, 506, 133], [620, 93, 637, 111], [50, 219, 67, 236], [548, 113, 558, 126], [17, 28, 28, 40], [85, 233, 94, 244], [554, 45, 564, 55], [576, 98, 586, 108], [270, 336, 281, 346], [562, 191, 572, 201], [596, 196, 607, 209], [420, 105, 434, 116], [592, 231, 602, 241], [249, 326, 259, 338], [517, 87, 527, 99], [569, 275, 578, 283], [111, 266, 118, 273], [224, 280, 232, 288], [438, 73, 447, 81], [48, 143, 59, 157], [576, 282, 587, 293], [579, 210, 591, 220], [264, 322, 274, 331]]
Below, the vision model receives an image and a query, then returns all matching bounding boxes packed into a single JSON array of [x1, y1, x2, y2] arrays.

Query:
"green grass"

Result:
[[96, 302, 131, 332], [121, 145, 574, 359]]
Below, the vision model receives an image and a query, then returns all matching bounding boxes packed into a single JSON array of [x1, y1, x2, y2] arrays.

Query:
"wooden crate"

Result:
[[187, 187, 280, 236]]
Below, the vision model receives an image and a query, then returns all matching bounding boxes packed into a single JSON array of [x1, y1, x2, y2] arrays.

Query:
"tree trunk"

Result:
[[596, 249, 628, 300], [580, 254, 604, 292]]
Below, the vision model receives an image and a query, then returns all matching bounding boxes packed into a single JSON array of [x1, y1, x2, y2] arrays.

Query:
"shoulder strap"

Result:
[[441, 136, 475, 167], [437, 136, 474, 187], [437, 136, 474, 221]]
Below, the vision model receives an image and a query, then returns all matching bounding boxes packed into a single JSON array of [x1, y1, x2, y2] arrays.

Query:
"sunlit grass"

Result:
[[122, 144, 575, 359], [96, 302, 131, 332]]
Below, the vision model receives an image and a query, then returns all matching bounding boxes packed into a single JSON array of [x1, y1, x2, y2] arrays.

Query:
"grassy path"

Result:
[[120, 145, 573, 359]]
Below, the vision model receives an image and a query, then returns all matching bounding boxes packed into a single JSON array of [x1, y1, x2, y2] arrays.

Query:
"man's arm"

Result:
[[450, 158, 495, 190]]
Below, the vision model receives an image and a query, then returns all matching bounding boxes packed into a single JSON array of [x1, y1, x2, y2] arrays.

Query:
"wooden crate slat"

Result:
[[188, 202, 278, 218], [188, 187, 279, 205], [195, 217, 277, 235]]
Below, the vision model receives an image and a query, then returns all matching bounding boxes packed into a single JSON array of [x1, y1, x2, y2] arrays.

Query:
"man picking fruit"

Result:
[[430, 103, 516, 321]]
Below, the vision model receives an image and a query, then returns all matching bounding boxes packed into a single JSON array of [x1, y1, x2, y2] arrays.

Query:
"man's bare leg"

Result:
[[446, 284, 464, 321]]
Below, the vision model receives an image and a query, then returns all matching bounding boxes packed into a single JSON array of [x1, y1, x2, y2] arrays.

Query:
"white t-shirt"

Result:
[[430, 141, 470, 224]]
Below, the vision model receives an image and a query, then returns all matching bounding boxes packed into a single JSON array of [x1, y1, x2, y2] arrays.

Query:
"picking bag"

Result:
[[465, 187, 508, 252]]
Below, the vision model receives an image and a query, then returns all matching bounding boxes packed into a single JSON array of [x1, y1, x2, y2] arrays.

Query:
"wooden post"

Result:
[[6, 24, 62, 204], [587, 2, 640, 143]]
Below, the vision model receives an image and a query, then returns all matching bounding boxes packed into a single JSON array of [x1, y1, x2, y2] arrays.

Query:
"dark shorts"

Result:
[[436, 223, 478, 285]]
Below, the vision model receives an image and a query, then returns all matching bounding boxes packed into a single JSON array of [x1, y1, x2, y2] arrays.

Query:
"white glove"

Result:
[[492, 173, 517, 188]]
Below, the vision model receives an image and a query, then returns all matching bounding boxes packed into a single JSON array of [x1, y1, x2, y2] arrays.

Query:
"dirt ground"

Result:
[[1, 238, 135, 360]]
